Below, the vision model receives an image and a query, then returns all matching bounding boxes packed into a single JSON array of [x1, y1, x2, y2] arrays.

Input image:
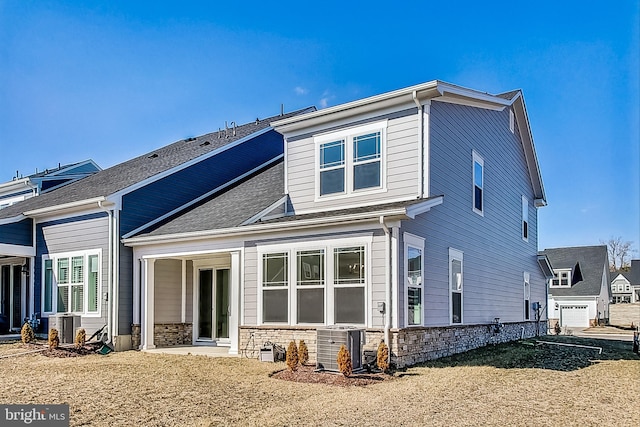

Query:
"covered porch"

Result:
[[134, 249, 242, 355], [0, 242, 34, 333]]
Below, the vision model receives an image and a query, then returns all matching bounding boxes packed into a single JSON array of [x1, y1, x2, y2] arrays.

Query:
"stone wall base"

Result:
[[154, 323, 193, 347], [240, 321, 547, 368], [131, 324, 141, 349]]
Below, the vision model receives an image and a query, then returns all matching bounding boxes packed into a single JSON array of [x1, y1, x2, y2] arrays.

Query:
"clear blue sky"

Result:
[[1, 1, 638, 253]]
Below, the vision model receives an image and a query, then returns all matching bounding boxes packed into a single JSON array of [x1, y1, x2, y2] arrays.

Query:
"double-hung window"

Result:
[[319, 140, 345, 195], [259, 240, 369, 326], [473, 151, 484, 215], [449, 248, 463, 324], [404, 233, 424, 326], [550, 269, 571, 288], [296, 250, 325, 324], [524, 272, 531, 320], [334, 247, 365, 324], [43, 250, 101, 316], [316, 121, 386, 198], [262, 253, 289, 323], [522, 196, 529, 241]]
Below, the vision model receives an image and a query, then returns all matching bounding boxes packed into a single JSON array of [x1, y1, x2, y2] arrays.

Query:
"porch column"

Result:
[[229, 251, 241, 355], [142, 258, 156, 350], [133, 258, 140, 325], [181, 259, 186, 324]]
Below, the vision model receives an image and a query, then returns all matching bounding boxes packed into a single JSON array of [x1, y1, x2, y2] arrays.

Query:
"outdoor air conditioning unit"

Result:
[[316, 326, 363, 372], [57, 314, 81, 344]]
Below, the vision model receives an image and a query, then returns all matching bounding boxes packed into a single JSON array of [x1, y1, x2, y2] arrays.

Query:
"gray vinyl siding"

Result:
[[242, 229, 387, 328], [287, 112, 420, 212], [399, 100, 545, 326], [154, 259, 182, 323], [35, 213, 110, 335], [243, 245, 258, 325]]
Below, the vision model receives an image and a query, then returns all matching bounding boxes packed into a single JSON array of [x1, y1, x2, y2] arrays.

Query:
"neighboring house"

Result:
[[0, 160, 101, 332], [542, 245, 611, 329], [0, 109, 310, 344], [611, 259, 640, 303], [122, 80, 550, 367], [0, 160, 101, 209]]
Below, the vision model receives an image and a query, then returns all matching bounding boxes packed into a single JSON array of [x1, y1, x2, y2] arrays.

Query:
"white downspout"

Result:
[[379, 216, 391, 363], [112, 209, 120, 345], [98, 201, 113, 343]]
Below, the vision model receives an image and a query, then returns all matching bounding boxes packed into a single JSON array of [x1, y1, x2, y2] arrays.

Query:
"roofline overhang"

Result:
[[271, 81, 511, 134], [123, 196, 444, 247], [537, 254, 554, 279], [0, 243, 35, 257], [0, 214, 29, 226], [22, 196, 110, 218]]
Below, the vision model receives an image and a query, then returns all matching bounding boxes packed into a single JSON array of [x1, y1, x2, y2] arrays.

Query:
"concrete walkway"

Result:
[[572, 326, 636, 342], [143, 346, 239, 357]]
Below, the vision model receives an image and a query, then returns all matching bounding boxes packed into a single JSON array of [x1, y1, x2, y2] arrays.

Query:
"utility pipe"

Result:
[[379, 216, 391, 363]]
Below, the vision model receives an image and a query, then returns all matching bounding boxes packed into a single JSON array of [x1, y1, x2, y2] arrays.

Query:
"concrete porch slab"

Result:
[[143, 346, 238, 357]]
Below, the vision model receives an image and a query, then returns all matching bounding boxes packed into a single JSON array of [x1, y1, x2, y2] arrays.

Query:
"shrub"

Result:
[[21, 323, 35, 344], [376, 341, 389, 373], [75, 328, 86, 349], [298, 340, 309, 365], [337, 344, 352, 377], [286, 341, 298, 371], [554, 322, 561, 335], [48, 328, 59, 349]]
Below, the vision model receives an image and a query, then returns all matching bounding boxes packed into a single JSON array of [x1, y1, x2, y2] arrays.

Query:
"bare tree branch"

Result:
[[600, 236, 633, 271]]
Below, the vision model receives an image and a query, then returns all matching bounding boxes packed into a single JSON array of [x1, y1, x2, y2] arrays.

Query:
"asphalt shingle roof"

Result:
[[541, 245, 609, 297], [138, 160, 285, 237], [0, 108, 314, 220]]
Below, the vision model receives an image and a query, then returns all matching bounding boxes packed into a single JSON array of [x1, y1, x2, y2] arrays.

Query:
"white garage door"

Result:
[[560, 305, 589, 328]]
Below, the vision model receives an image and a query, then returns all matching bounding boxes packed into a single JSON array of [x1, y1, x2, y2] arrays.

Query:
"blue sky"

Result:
[[1, 1, 638, 253]]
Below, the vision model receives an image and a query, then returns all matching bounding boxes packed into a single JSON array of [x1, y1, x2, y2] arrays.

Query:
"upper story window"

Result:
[[315, 121, 387, 199], [522, 196, 529, 241], [550, 269, 571, 288], [472, 151, 484, 215]]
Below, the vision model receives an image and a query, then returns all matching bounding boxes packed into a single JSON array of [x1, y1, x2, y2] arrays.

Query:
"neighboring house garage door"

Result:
[[560, 305, 589, 328]]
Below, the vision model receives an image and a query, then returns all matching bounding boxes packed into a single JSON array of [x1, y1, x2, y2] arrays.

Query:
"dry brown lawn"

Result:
[[0, 338, 638, 426]]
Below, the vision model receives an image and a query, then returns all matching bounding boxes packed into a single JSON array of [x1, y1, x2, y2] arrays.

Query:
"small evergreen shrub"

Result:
[[21, 323, 35, 344], [298, 340, 309, 365], [337, 344, 352, 377], [75, 328, 86, 349], [554, 322, 561, 335], [286, 341, 299, 371], [48, 328, 59, 349], [376, 341, 389, 373]]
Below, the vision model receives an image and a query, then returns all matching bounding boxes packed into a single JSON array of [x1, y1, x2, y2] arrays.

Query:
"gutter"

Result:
[[24, 196, 107, 217], [379, 216, 392, 364]]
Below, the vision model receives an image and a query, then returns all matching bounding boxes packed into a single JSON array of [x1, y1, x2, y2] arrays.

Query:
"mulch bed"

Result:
[[271, 364, 392, 387], [24, 341, 105, 358]]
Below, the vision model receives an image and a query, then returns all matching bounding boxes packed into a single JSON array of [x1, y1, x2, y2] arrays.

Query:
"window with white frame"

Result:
[[522, 196, 529, 241], [472, 151, 484, 215], [316, 121, 386, 198], [262, 253, 289, 323], [449, 248, 463, 324], [550, 269, 571, 287], [296, 249, 325, 324], [404, 234, 424, 326], [259, 240, 368, 326], [333, 247, 365, 324], [524, 272, 531, 320], [42, 250, 101, 315], [509, 109, 515, 133]]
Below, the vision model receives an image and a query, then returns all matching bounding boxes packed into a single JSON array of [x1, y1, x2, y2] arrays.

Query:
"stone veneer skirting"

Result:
[[240, 321, 547, 368], [130, 323, 193, 348]]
